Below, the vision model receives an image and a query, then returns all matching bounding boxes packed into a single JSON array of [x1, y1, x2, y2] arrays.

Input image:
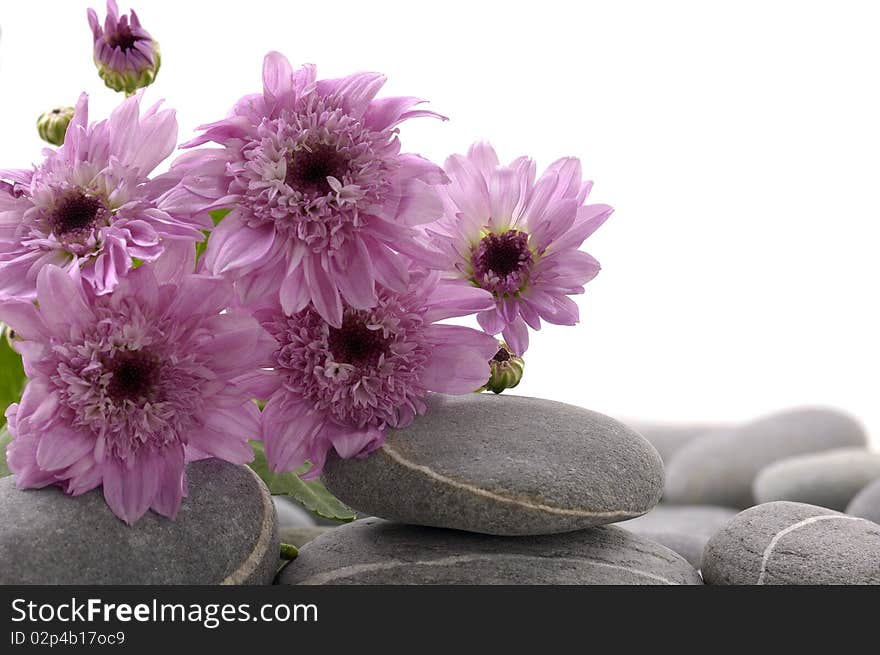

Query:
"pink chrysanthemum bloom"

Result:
[[88, 0, 161, 95], [256, 269, 497, 477], [429, 142, 614, 355], [171, 51, 448, 327], [0, 264, 275, 525], [0, 92, 207, 301]]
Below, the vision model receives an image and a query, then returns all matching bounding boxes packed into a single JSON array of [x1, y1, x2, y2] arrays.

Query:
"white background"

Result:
[[1, 1, 877, 447]]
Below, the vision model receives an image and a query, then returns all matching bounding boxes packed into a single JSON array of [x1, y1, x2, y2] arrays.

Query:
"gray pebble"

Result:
[[753, 448, 880, 511], [618, 505, 739, 569], [664, 407, 867, 508], [702, 501, 880, 585], [847, 478, 880, 524], [625, 421, 730, 463], [0, 459, 279, 584], [278, 518, 702, 585], [322, 394, 664, 535]]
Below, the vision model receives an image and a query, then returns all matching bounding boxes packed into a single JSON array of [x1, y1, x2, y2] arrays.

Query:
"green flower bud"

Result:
[[95, 46, 161, 96], [89, 2, 162, 96], [36, 106, 75, 146], [480, 342, 524, 394]]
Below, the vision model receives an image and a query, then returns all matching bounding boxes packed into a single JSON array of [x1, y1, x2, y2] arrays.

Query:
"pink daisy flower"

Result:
[[171, 51, 448, 327], [0, 92, 207, 301], [256, 268, 497, 477], [0, 264, 275, 525], [429, 142, 614, 355]]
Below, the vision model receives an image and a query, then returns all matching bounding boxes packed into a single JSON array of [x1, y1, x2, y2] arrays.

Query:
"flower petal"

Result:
[[423, 283, 493, 322], [149, 445, 186, 519], [36, 266, 93, 332], [0, 299, 50, 341], [262, 51, 295, 112], [204, 211, 276, 276], [422, 324, 497, 393], [304, 255, 343, 328], [333, 240, 375, 310], [551, 204, 613, 252], [279, 266, 310, 315], [501, 317, 529, 355], [102, 455, 159, 525], [36, 425, 94, 471]]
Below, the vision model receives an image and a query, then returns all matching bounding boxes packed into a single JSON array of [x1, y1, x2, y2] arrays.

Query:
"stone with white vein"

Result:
[[702, 501, 880, 585], [322, 394, 664, 535], [278, 518, 702, 585]]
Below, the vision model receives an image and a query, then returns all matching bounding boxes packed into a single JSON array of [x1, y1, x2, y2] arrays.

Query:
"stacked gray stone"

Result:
[[277, 393, 702, 585]]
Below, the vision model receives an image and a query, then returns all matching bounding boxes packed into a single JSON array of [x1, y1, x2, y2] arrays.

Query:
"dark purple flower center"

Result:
[[107, 351, 159, 402], [472, 230, 534, 295], [327, 315, 389, 367], [492, 347, 512, 363], [286, 144, 350, 195], [49, 191, 104, 237], [107, 25, 140, 52]]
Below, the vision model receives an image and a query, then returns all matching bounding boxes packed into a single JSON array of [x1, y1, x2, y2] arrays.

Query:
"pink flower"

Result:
[[428, 142, 614, 354], [0, 264, 275, 525], [170, 51, 448, 327], [256, 267, 497, 477], [0, 92, 207, 301]]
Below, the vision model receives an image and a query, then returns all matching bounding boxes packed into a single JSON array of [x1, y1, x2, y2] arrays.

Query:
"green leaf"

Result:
[[0, 324, 25, 429], [209, 208, 231, 226], [248, 441, 356, 522], [195, 209, 233, 263], [194, 232, 210, 262], [0, 424, 12, 478]]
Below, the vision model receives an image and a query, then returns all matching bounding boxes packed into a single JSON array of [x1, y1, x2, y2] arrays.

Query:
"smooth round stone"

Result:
[[753, 448, 880, 511], [0, 459, 279, 584], [847, 479, 880, 523], [321, 394, 664, 536], [664, 408, 867, 509], [273, 497, 317, 529], [618, 505, 739, 569], [702, 501, 880, 585], [625, 421, 730, 463], [278, 518, 702, 585]]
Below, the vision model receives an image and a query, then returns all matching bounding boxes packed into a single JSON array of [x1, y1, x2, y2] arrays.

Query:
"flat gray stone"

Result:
[[618, 505, 739, 569], [702, 501, 880, 585], [625, 421, 730, 463], [0, 459, 279, 584], [321, 394, 664, 536], [277, 518, 702, 585], [847, 479, 880, 523], [273, 497, 317, 529], [664, 408, 867, 508], [753, 448, 880, 511]]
